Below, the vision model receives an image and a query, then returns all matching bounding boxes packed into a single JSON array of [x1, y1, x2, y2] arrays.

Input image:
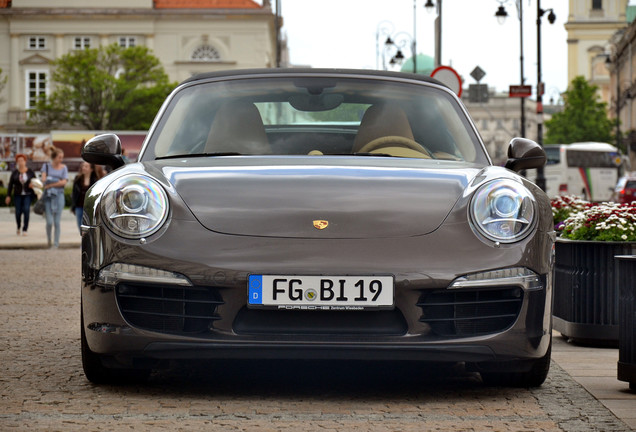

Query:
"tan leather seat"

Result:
[[352, 103, 415, 153], [205, 101, 271, 154]]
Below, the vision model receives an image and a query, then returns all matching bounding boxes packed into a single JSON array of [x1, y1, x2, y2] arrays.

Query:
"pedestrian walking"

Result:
[[71, 161, 99, 233], [41, 148, 68, 248], [4, 153, 36, 236]]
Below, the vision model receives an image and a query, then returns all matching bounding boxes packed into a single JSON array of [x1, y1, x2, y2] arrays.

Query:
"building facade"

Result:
[[0, 0, 278, 131], [607, 13, 636, 168], [565, 0, 629, 103], [462, 90, 539, 166]]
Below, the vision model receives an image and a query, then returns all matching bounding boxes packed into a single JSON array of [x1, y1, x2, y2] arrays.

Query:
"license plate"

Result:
[[248, 275, 394, 310]]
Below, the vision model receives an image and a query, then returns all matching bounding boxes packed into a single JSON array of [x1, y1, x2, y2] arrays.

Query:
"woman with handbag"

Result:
[[41, 148, 68, 248], [71, 161, 99, 233], [5, 154, 36, 236]]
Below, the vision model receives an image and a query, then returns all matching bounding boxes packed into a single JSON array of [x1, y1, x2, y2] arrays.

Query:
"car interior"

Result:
[[150, 78, 483, 163]]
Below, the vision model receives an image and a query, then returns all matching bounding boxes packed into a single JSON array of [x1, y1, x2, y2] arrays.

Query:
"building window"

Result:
[[74, 36, 91, 50], [191, 45, 221, 62], [592, 0, 602, 10], [119, 37, 136, 48], [28, 36, 46, 50], [26, 71, 48, 110]]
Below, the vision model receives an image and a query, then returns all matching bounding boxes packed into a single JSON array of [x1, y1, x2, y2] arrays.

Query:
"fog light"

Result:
[[97, 263, 192, 287], [450, 267, 542, 291]]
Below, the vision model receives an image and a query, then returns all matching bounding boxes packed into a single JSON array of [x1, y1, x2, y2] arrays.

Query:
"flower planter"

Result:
[[616, 256, 636, 391], [553, 238, 636, 345]]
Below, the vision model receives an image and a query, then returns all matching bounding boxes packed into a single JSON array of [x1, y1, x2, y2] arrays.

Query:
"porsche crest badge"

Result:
[[313, 220, 329, 230]]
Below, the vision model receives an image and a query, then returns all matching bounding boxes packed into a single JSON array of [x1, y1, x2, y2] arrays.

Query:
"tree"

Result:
[[29, 44, 176, 130], [544, 76, 615, 145]]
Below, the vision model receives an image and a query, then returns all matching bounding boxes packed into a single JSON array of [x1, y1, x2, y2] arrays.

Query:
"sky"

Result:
[[271, 0, 620, 102]]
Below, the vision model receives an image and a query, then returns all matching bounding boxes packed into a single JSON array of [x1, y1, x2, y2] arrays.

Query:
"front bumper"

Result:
[[81, 219, 554, 368]]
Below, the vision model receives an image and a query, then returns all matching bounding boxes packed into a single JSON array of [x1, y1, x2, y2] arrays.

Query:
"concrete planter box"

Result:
[[553, 238, 636, 345], [616, 256, 636, 391]]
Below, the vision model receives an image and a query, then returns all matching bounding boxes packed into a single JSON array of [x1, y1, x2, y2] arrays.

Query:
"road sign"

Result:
[[470, 66, 486, 82], [469, 84, 489, 103], [431, 66, 463, 97], [509, 85, 532, 98]]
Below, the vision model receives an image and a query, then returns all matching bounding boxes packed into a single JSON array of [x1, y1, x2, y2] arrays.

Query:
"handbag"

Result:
[[33, 197, 45, 215], [33, 164, 49, 216]]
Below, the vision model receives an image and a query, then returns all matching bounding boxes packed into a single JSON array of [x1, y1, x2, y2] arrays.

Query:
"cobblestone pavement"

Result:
[[0, 249, 632, 432]]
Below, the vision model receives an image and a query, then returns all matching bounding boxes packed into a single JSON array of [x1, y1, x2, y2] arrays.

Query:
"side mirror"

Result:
[[504, 138, 547, 172], [81, 133, 125, 170]]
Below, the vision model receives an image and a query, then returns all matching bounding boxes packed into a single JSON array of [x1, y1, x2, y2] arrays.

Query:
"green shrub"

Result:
[[65, 186, 72, 208], [0, 186, 73, 208]]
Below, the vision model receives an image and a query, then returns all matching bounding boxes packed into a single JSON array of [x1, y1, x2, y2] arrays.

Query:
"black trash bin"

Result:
[[616, 255, 636, 391]]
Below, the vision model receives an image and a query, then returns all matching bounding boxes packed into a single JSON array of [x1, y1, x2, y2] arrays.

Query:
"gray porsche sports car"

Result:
[[80, 69, 554, 387]]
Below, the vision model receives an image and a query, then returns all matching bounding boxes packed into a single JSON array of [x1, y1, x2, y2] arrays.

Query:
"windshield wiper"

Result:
[[156, 152, 242, 160]]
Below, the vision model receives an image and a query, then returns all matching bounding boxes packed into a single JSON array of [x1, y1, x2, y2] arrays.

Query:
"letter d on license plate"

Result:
[[248, 275, 394, 310]]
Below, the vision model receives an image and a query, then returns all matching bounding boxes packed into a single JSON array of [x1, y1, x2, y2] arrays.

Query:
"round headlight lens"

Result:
[[101, 174, 168, 239], [119, 185, 149, 214], [490, 189, 521, 218], [470, 179, 536, 243]]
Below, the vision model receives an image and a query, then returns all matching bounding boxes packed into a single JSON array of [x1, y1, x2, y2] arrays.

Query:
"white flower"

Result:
[[622, 234, 628, 240]]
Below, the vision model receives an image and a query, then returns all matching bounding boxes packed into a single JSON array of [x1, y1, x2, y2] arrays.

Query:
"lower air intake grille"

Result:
[[417, 287, 523, 338], [116, 283, 223, 335]]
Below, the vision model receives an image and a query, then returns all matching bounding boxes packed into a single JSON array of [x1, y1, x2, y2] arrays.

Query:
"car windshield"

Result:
[[145, 76, 487, 163]]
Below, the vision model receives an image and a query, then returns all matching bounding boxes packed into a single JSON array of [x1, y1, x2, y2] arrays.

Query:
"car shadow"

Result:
[[128, 359, 487, 398]]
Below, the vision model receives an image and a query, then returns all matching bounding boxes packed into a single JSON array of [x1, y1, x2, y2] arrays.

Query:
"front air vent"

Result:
[[116, 283, 223, 334], [417, 287, 523, 337]]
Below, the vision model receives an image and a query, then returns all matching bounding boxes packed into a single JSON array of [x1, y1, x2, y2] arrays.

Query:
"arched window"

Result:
[[191, 45, 221, 62]]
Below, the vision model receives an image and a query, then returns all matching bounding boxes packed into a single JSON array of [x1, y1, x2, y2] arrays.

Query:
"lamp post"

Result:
[[424, 0, 442, 67], [413, 0, 417, 73], [275, 0, 282, 67], [404, 0, 442, 74], [376, 21, 395, 70], [548, 87, 563, 106], [495, 1, 526, 140], [384, 32, 414, 70], [535, 2, 556, 192]]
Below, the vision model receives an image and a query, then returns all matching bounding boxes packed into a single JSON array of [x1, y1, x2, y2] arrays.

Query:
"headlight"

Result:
[[101, 174, 169, 239], [470, 179, 535, 243]]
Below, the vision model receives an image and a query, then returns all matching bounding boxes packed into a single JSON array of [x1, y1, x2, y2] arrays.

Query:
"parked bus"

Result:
[[526, 142, 625, 202]]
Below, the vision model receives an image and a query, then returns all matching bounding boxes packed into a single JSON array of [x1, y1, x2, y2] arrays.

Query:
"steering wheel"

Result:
[[357, 136, 433, 158]]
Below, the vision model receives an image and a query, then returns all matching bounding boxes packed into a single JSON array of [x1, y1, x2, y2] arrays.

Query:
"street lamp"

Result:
[[495, 1, 526, 139], [376, 21, 395, 70], [495, 5, 508, 24], [424, 0, 443, 67], [535, 2, 556, 192], [385, 32, 414, 70], [379, 2, 442, 74], [548, 87, 563, 106]]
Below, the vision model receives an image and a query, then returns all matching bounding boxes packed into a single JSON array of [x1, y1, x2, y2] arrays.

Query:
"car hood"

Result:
[[161, 159, 480, 239]]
